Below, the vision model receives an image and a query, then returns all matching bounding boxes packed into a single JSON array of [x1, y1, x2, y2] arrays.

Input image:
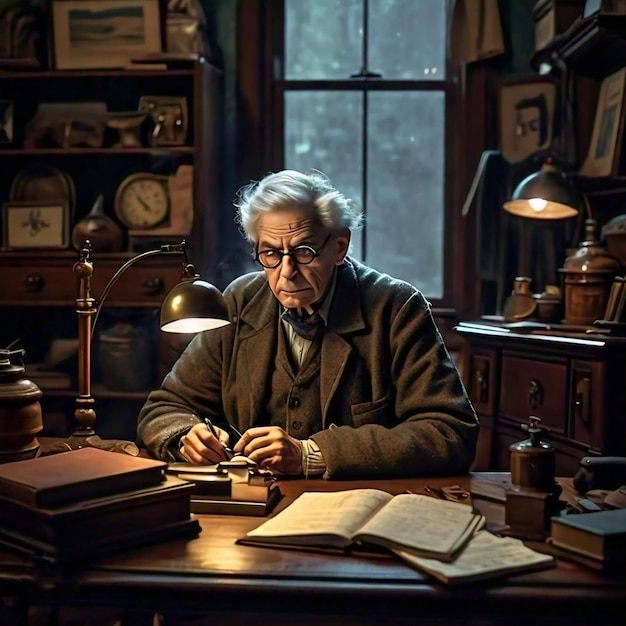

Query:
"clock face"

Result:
[[114, 174, 170, 230]]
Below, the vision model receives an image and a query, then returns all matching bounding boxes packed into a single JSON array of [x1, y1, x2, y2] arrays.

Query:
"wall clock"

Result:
[[114, 173, 171, 230]]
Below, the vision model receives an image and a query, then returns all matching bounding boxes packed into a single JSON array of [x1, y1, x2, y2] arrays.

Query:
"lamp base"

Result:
[[42, 434, 140, 456]]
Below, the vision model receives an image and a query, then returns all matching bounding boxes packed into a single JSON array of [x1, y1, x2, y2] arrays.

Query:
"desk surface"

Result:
[[0, 474, 624, 625]]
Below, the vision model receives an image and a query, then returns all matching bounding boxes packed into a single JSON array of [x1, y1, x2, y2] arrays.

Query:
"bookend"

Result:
[[166, 460, 283, 517]]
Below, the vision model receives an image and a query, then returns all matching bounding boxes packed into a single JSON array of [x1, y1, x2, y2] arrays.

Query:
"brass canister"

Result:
[[559, 219, 621, 325], [510, 416, 555, 490], [0, 347, 43, 463]]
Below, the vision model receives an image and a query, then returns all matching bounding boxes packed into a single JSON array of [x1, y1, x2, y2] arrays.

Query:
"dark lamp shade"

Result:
[[503, 166, 581, 220], [160, 279, 230, 333]]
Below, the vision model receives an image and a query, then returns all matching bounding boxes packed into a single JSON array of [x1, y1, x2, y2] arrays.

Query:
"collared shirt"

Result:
[[281, 269, 337, 477]]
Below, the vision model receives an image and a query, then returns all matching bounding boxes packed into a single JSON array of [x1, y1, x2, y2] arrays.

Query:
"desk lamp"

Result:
[[503, 158, 584, 220], [70, 239, 229, 449], [501, 158, 585, 320]]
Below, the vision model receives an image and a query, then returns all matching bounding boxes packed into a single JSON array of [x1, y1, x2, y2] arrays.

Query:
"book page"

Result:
[[354, 493, 479, 556], [395, 531, 555, 583], [245, 489, 393, 541]]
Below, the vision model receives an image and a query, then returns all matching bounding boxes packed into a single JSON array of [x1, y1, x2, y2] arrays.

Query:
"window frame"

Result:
[[236, 0, 478, 321]]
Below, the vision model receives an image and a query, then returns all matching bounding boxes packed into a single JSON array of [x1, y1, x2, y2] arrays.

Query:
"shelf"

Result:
[[0, 147, 196, 156], [0, 69, 195, 79], [532, 13, 626, 79]]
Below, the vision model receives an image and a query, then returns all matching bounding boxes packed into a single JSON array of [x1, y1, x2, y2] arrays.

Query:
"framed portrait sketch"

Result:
[[499, 76, 557, 164], [580, 67, 626, 178], [51, 0, 163, 70], [2, 202, 70, 250]]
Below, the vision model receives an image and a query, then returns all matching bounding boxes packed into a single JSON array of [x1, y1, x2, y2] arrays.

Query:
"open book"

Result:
[[395, 530, 555, 584], [238, 488, 485, 561]]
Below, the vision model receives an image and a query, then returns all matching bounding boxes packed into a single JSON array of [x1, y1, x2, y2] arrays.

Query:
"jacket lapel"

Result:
[[320, 260, 366, 425], [238, 282, 278, 429]]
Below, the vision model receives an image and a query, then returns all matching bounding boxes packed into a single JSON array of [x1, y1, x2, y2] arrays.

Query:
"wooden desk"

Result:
[[0, 474, 624, 626]]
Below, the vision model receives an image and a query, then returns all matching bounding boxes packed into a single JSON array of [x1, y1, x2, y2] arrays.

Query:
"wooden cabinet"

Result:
[[0, 59, 222, 441], [455, 322, 626, 476]]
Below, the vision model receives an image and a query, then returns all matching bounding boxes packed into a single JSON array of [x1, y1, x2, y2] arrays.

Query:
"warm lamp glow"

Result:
[[503, 161, 582, 220]]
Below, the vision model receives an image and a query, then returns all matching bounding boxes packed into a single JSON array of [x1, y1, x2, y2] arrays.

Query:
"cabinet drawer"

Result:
[[0, 258, 182, 306], [499, 355, 567, 435]]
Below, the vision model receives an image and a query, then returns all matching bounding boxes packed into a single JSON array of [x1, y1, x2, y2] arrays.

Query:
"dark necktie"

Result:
[[282, 308, 325, 340]]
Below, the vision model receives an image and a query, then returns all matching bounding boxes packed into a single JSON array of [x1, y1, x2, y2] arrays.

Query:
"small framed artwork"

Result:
[[580, 67, 626, 177], [0, 100, 13, 144], [138, 95, 188, 146], [2, 202, 70, 250], [499, 76, 558, 164], [51, 0, 163, 70]]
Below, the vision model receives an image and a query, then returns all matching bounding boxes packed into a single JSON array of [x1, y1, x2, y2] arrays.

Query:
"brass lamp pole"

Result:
[[70, 239, 229, 448]]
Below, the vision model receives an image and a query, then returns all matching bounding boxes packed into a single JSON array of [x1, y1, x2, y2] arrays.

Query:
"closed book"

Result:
[[0, 475, 200, 563], [550, 509, 626, 562], [0, 447, 167, 508]]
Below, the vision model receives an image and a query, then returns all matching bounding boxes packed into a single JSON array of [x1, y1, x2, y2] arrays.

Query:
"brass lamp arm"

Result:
[[92, 243, 186, 334]]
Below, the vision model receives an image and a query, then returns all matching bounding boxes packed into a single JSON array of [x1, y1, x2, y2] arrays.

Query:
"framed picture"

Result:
[[580, 68, 626, 177], [51, 0, 163, 70], [138, 95, 188, 146], [0, 100, 13, 144], [2, 202, 70, 250], [499, 76, 558, 164]]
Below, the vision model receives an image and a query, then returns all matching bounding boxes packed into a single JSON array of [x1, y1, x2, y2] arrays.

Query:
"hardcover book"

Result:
[[549, 509, 626, 562], [238, 488, 485, 561], [0, 447, 167, 508], [0, 475, 200, 564]]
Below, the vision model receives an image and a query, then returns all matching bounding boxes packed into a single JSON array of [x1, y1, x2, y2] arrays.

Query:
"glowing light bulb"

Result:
[[529, 198, 547, 213]]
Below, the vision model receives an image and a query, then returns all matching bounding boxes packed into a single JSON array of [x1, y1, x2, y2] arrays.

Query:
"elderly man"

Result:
[[137, 169, 478, 479]]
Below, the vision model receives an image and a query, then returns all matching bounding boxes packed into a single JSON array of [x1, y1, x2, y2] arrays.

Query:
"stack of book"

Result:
[[549, 508, 626, 572], [0, 447, 200, 565], [237, 488, 555, 584]]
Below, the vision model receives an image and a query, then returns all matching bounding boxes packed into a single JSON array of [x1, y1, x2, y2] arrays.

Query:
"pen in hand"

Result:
[[203, 417, 235, 460]]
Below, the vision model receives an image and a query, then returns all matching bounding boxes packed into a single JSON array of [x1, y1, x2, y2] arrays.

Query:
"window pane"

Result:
[[284, 91, 364, 260], [366, 92, 445, 297], [285, 0, 362, 80], [369, 0, 447, 80]]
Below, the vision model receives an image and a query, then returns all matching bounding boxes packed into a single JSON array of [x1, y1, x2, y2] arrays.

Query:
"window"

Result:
[[267, 0, 459, 303]]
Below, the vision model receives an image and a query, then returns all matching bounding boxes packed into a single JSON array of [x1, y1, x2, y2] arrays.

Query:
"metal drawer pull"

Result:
[[475, 370, 488, 403], [140, 277, 164, 295], [25, 273, 44, 292], [528, 379, 543, 409]]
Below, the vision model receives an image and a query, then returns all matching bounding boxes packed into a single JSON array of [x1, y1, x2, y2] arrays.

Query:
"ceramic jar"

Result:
[[0, 348, 43, 463]]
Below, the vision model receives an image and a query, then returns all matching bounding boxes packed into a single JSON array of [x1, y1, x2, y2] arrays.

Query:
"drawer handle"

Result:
[[475, 370, 489, 403], [575, 377, 591, 427], [528, 379, 543, 410], [25, 273, 45, 292], [141, 277, 164, 295]]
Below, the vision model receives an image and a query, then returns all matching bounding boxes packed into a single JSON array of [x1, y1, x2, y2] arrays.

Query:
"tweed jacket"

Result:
[[137, 257, 479, 479]]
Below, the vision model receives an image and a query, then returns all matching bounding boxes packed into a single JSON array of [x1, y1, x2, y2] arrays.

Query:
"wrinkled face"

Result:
[[255, 206, 350, 313]]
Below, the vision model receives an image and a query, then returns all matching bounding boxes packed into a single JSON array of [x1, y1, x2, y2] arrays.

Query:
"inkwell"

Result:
[[504, 416, 563, 539]]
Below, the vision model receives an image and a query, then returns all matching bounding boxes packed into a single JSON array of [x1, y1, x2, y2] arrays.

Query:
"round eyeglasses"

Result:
[[255, 234, 331, 269]]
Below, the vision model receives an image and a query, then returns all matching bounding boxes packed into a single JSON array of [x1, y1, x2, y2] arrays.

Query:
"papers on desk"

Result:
[[395, 530, 555, 584], [238, 488, 555, 583]]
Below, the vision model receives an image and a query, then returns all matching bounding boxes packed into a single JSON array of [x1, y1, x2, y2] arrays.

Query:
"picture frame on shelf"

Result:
[[51, 0, 163, 70], [2, 201, 70, 251], [579, 67, 626, 178], [138, 95, 188, 146], [0, 0, 46, 69], [498, 76, 558, 164], [0, 101, 13, 144]]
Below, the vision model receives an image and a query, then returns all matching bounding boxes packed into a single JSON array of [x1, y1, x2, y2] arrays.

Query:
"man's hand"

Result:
[[179, 422, 231, 464], [233, 426, 303, 475]]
